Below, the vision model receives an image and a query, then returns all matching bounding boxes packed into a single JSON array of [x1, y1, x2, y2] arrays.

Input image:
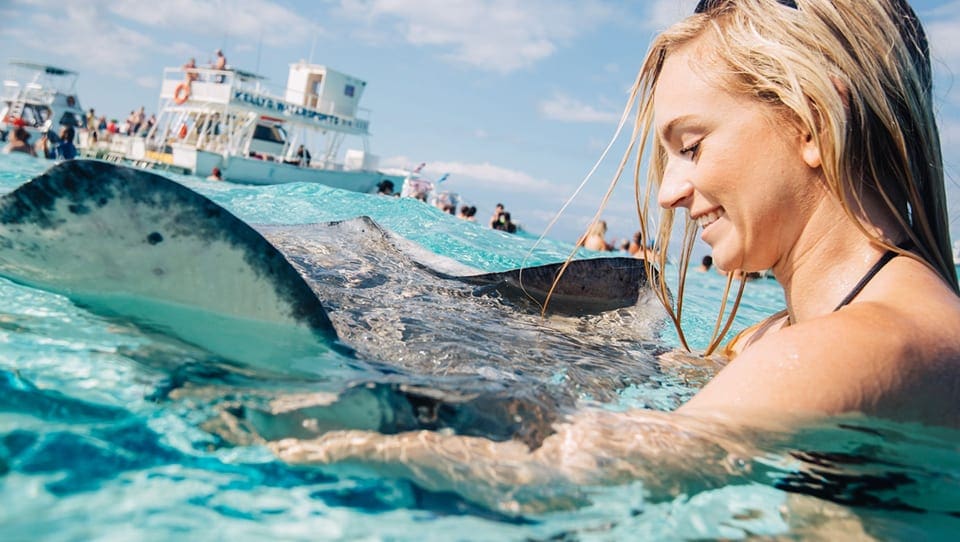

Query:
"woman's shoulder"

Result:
[[764, 268, 960, 367], [723, 309, 788, 358], [750, 257, 960, 359], [684, 265, 960, 425]]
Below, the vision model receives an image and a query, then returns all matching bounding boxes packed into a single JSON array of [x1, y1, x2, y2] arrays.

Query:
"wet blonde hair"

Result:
[[585, 220, 607, 239], [612, 0, 957, 353]]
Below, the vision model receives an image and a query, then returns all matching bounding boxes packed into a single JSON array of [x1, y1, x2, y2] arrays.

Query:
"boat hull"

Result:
[[162, 145, 402, 192], [223, 155, 397, 192]]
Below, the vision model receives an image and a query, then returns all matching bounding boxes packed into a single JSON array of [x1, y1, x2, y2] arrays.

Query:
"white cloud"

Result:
[[5, 2, 155, 75], [336, 0, 616, 73], [647, 0, 698, 31], [925, 2, 960, 62], [3, 0, 316, 79], [383, 155, 553, 192], [538, 93, 620, 123], [135, 75, 159, 89], [108, 0, 317, 48], [918, 3, 960, 106]]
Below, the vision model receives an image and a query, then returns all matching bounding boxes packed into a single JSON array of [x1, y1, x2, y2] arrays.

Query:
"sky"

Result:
[[2, 0, 959, 252]]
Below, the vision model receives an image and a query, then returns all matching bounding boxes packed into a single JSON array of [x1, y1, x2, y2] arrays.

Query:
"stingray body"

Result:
[[0, 160, 669, 447]]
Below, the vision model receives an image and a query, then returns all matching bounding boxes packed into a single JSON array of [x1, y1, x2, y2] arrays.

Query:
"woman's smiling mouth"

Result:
[[695, 209, 724, 229]]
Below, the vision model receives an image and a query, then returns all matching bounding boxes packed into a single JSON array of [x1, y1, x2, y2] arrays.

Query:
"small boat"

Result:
[[0, 60, 85, 142], [399, 168, 460, 211], [122, 61, 403, 193]]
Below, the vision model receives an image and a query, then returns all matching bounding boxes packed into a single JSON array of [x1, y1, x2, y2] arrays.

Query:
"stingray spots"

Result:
[[146, 232, 164, 245]]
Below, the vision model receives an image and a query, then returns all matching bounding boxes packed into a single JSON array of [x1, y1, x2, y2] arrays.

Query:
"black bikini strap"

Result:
[[833, 241, 913, 311]]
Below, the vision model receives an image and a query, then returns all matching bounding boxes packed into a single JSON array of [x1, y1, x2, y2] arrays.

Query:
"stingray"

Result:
[[0, 160, 670, 447]]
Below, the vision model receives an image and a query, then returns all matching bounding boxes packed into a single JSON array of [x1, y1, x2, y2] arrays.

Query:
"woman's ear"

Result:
[[800, 74, 848, 170], [800, 130, 821, 168]]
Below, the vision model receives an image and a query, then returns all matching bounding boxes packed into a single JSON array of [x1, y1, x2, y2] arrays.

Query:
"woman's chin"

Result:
[[707, 251, 739, 273]]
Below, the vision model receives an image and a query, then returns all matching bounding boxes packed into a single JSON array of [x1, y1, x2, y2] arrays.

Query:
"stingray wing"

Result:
[[0, 160, 340, 371]]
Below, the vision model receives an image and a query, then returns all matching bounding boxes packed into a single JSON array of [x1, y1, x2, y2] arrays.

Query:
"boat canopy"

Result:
[[9, 60, 77, 77]]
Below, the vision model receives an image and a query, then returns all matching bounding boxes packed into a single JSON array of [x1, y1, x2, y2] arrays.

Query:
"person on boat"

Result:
[[3, 126, 37, 156], [211, 49, 227, 83], [213, 49, 227, 71], [131, 106, 146, 136], [295, 145, 311, 167], [271, 0, 960, 511], [183, 57, 199, 83]]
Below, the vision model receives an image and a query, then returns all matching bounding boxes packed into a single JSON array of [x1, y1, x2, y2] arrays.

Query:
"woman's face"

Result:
[[653, 40, 823, 272]]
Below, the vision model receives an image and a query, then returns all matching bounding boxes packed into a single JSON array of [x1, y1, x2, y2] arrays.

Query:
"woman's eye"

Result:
[[679, 141, 700, 159]]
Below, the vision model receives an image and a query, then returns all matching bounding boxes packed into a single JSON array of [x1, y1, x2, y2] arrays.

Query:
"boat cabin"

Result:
[[1, 60, 84, 141], [129, 60, 393, 191]]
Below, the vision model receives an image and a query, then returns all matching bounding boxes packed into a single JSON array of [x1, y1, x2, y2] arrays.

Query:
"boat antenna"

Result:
[[255, 27, 263, 74], [309, 22, 318, 64]]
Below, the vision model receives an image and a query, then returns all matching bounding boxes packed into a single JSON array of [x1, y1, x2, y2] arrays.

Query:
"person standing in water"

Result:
[[271, 0, 960, 511], [580, 220, 613, 251], [697, 255, 713, 273], [3, 126, 37, 156]]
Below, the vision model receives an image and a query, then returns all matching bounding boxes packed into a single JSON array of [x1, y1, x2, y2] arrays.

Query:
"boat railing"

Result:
[[1, 80, 56, 105], [23, 83, 55, 104], [1, 80, 18, 101], [158, 66, 371, 136], [160, 67, 243, 106]]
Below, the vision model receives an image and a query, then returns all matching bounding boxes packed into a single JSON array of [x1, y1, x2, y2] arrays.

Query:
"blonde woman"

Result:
[[580, 220, 613, 251], [273, 0, 960, 512]]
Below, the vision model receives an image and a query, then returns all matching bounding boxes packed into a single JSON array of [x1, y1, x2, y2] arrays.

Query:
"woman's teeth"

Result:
[[697, 210, 723, 228]]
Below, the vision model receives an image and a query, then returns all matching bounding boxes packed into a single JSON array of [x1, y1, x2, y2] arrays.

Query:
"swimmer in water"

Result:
[[272, 0, 960, 511]]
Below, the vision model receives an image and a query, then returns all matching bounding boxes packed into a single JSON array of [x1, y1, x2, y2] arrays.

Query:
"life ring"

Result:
[[173, 83, 191, 104]]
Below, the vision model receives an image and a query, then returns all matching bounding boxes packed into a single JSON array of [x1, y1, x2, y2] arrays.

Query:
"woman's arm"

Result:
[[270, 407, 763, 514]]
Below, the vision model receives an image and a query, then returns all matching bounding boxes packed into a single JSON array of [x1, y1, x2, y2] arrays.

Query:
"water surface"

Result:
[[0, 153, 957, 541]]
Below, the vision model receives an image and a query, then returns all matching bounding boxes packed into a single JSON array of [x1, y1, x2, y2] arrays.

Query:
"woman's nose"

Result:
[[657, 163, 694, 209]]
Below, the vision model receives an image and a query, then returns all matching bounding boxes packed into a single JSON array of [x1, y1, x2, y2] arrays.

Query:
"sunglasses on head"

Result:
[[695, 0, 798, 13]]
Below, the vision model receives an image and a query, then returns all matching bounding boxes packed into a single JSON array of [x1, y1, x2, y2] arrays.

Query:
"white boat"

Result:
[[127, 61, 402, 192], [0, 60, 85, 142], [399, 170, 460, 211]]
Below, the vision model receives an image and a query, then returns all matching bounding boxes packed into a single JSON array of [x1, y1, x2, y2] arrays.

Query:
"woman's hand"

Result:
[[271, 428, 587, 514], [269, 408, 762, 514]]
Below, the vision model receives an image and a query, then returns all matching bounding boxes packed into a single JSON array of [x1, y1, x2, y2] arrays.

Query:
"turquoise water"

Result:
[[0, 152, 958, 540]]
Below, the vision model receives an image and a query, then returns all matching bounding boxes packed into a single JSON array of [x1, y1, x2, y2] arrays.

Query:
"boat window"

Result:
[[58, 111, 80, 127], [21, 105, 52, 127], [20, 106, 39, 127], [252, 123, 286, 143]]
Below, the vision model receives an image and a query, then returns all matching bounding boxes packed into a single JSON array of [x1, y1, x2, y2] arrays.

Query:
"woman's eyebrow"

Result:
[[659, 115, 697, 144]]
